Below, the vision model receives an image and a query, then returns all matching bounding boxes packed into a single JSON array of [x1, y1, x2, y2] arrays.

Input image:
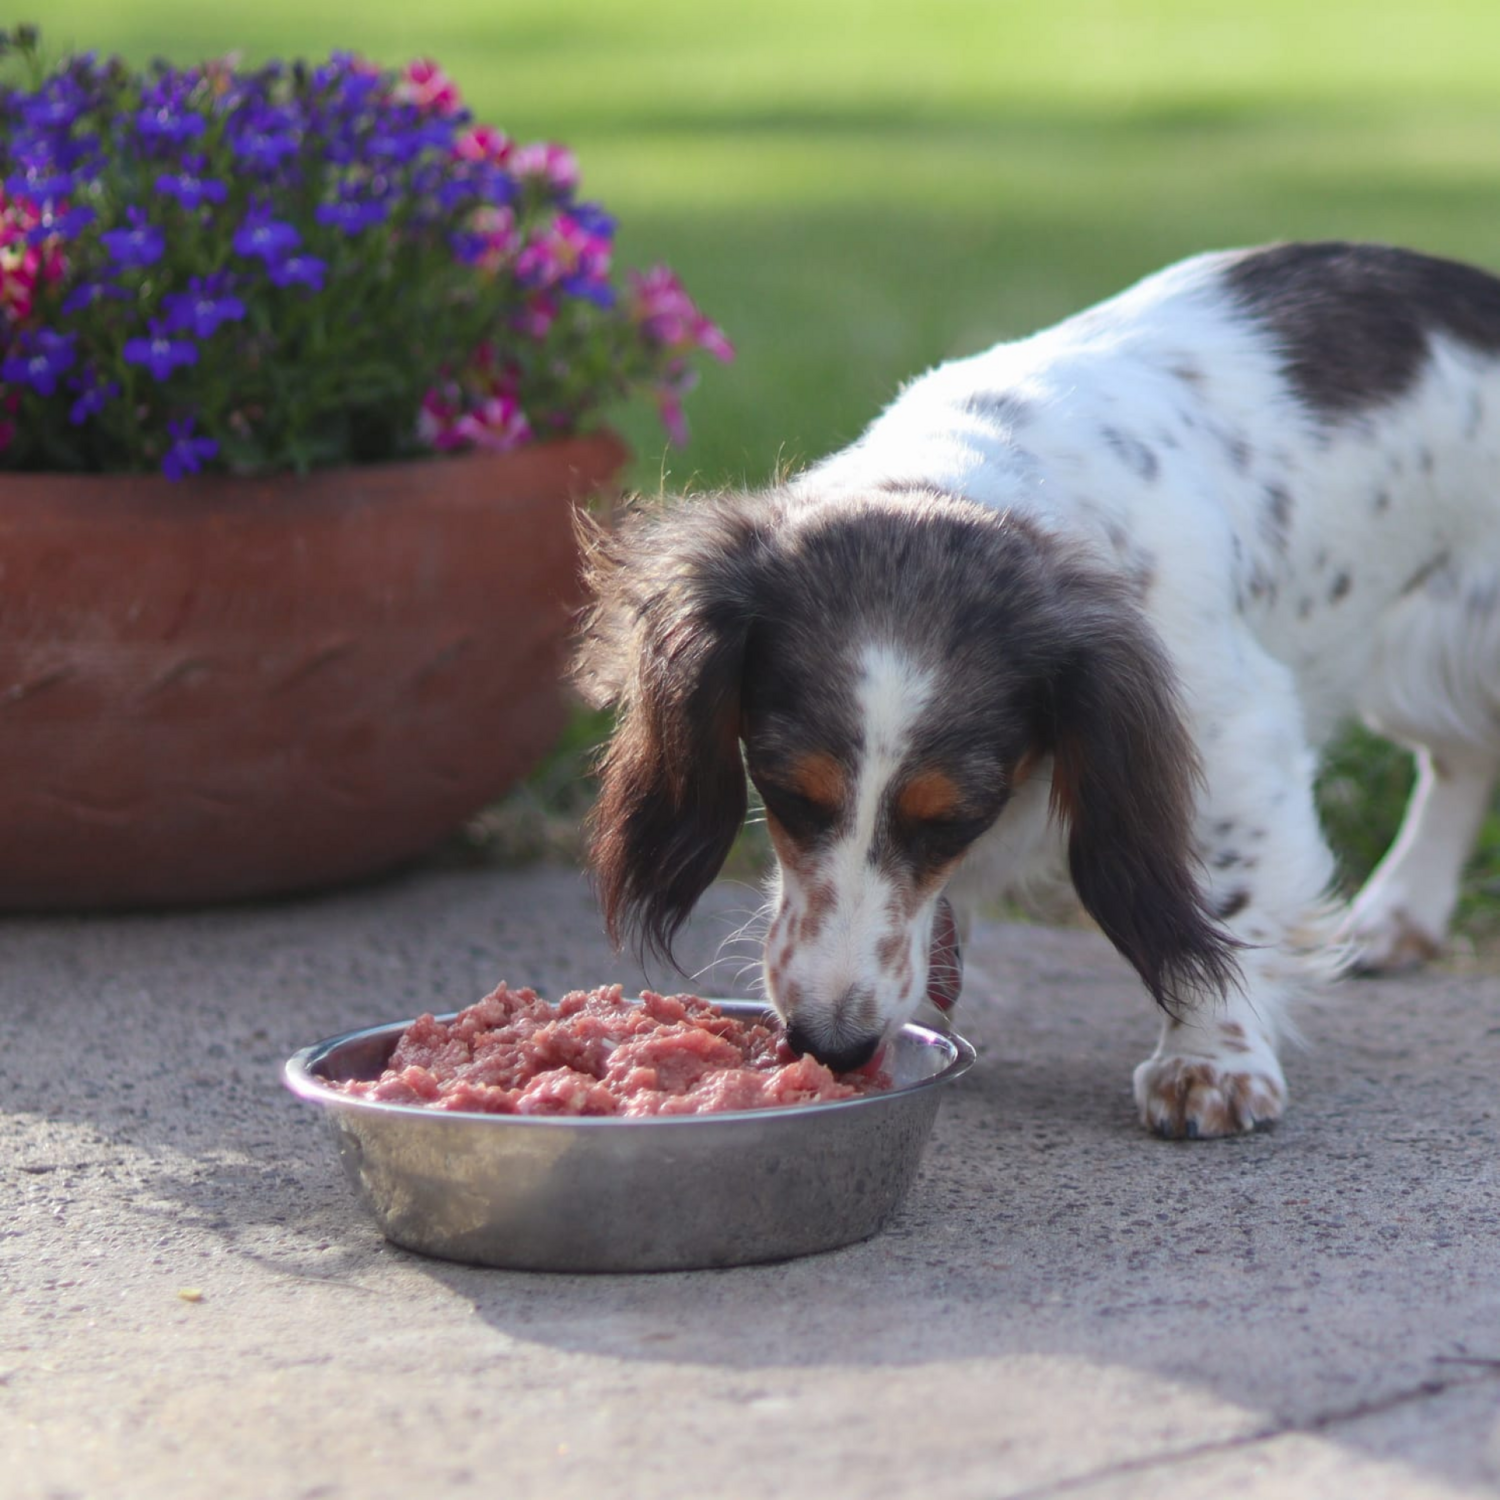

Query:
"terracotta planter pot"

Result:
[[0, 429, 628, 909]]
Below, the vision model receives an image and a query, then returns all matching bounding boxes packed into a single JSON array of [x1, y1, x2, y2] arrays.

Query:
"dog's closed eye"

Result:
[[902, 812, 992, 864], [754, 780, 840, 840]]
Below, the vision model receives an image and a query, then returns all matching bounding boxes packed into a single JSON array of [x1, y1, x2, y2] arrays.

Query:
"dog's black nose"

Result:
[[784, 1021, 881, 1075]]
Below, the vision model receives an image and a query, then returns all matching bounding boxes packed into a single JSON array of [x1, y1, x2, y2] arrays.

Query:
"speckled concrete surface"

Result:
[[3, 863, 1498, 1500]]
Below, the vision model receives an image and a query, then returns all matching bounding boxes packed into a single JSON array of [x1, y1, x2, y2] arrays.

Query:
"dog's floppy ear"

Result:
[[1040, 570, 1241, 1016], [573, 493, 775, 964]]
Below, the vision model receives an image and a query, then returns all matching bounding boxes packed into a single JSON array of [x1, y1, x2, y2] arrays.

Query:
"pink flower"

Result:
[[653, 359, 702, 446], [417, 387, 466, 451], [453, 392, 532, 452], [465, 204, 518, 273], [396, 59, 462, 116], [454, 125, 512, 165], [419, 356, 533, 455], [557, 214, 611, 273], [658, 392, 689, 447], [0, 190, 65, 324], [628, 266, 734, 362], [516, 214, 611, 293], [509, 142, 579, 192], [515, 292, 557, 340]]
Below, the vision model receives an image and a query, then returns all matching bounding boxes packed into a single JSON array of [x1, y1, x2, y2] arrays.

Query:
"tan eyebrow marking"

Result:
[[788, 751, 846, 807], [897, 769, 962, 823]]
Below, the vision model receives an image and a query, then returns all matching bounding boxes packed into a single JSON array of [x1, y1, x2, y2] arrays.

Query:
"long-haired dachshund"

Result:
[[573, 241, 1500, 1138]]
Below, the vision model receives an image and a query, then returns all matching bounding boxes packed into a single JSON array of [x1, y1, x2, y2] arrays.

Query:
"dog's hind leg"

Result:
[[1340, 745, 1498, 971], [1340, 563, 1500, 972]]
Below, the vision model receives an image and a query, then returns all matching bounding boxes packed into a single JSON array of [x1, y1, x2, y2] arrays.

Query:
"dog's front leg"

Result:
[[1133, 667, 1342, 1138], [1132, 982, 1290, 1138]]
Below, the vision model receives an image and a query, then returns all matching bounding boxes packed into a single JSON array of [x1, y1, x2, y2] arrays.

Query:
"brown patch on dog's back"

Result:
[[1224, 242, 1500, 417]]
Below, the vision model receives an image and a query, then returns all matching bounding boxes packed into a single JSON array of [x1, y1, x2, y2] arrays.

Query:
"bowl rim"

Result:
[[283, 996, 976, 1128]]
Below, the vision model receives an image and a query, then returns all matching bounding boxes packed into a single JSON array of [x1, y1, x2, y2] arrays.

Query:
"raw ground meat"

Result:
[[329, 983, 891, 1117]]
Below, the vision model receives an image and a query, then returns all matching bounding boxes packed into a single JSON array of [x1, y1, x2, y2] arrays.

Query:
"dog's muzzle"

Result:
[[784, 895, 965, 1071]]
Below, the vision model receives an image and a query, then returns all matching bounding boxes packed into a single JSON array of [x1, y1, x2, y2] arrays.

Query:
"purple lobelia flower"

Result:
[[229, 106, 301, 173], [267, 254, 327, 290], [25, 202, 96, 244], [1, 329, 77, 396], [67, 369, 119, 426], [16, 77, 89, 132], [134, 76, 207, 148], [100, 207, 165, 267], [122, 322, 199, 380], [232, 207, 300, 264], [154, 159, 228, 210], [60, 275, 130, 315], [5, 162, 79, 203], [160, 417, 218, 480], [0, 29, 731, 474], [160, 276, 247, 338], [314, 195, 389, 235]]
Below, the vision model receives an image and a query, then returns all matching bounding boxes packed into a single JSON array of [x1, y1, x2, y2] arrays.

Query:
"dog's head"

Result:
[[574, 487, 1237, 1068]]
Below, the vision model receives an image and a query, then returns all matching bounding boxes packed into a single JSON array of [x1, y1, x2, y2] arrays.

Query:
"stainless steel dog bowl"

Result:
[[284, 999, 974, 1272]]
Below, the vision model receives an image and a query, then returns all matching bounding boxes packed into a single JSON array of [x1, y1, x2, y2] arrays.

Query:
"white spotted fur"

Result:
[[776, 248, 1500, 1133], [764, 644, 944, 1049]]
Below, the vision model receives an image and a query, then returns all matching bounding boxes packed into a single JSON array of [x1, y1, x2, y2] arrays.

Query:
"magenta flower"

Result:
[[395, 59, 463, 116], [417, 387, 465, 451], [453, 125, 511, 165], [453, 393, 532, 451], [454, 205, 518, 274], [629, 266, 735, 362], [658, 384, 692, 447], [515, 292, 557, 340], [509, 142, 578, 192], [516, 214, 613, 299]]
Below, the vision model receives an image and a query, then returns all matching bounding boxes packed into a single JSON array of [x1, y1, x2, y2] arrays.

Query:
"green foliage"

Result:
[[1, 29, 727, 476], [1314, 724, 1413, 892], [38, 0, 1500, 932]]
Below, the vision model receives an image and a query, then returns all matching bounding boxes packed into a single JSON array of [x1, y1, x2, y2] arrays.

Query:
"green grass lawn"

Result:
[[35, 0, 1500, 931]]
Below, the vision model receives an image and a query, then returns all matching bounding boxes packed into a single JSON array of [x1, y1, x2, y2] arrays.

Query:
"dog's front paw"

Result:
[[1133, 1052, 1286, 1139]]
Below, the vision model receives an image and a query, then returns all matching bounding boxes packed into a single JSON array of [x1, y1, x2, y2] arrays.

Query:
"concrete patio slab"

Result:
[[3, 863, 1497, 1499]]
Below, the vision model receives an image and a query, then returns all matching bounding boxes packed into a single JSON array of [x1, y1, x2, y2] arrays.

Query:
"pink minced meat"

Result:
[[332, 983, 890, 1117]]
